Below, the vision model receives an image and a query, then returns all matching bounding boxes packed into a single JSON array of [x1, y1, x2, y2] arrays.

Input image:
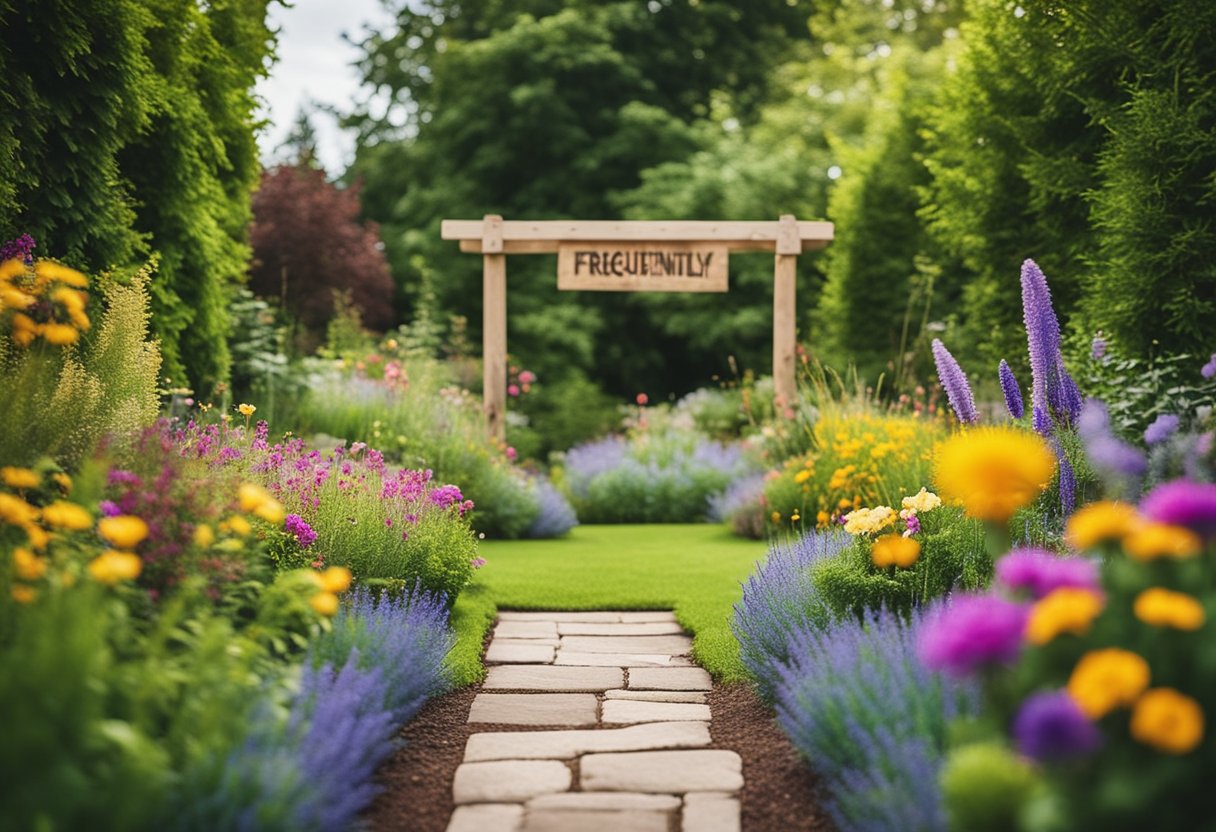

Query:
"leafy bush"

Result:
[[775, 607, 981, 832], [563, 411, 762, 524], [731, 530, 849, 699], [708, 472, 767, 539]]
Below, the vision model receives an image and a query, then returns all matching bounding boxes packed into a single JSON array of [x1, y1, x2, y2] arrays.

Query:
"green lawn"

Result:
[[446, 524, 772, 686]]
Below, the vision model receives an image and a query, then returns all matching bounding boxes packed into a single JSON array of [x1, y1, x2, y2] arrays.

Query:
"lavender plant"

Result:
[[774, 607, 981, 832], [525, 476, 578, 539], [931, 339, 978, 424], [731, 530, 849, 699]]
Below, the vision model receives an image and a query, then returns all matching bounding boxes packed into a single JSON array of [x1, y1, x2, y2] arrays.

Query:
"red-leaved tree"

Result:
[[249, 165, 395, 340]]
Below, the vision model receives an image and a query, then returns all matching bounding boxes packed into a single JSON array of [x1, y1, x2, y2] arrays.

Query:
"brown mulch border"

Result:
[[362, 681, 831, 831]]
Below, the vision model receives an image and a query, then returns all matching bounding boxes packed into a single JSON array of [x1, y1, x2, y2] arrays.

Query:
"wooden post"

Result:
[[773, 214, 800, 417], [482, 215, 507, 441]]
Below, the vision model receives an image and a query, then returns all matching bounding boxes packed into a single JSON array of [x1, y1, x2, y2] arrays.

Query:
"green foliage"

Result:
[[811, 506, 988, 620], [0, 0, 278, 394], [509, 371, 620, 462], [0, 260, 161, 470], [941, 743, 1038, 832]]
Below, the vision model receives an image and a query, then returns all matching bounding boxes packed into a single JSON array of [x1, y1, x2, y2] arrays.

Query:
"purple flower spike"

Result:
[[1014, 691, 1102, 761], [1058, 451, 1076, 515], [1020, 259, 1079, 431], [918, 594, 1028, 678], [1078, 400, 1146, 478], [1141, 480, 1216, 538], [1144, 413, 1181, 445], [1202, 354, 1216, 380], [996, 547, 1099, 599], [998, 360, 1025, 420], [931, 339, 978, 424]]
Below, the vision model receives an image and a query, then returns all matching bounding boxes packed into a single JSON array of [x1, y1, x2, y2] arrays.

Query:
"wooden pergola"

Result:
[[441, 215, 834, 439]]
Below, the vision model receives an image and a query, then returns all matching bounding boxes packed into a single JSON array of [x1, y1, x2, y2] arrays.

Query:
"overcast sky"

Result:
[[255, 0, 397, 174]]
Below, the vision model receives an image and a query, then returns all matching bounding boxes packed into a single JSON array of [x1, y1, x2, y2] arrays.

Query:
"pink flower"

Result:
[[508, 384, 521, 397], [519, 370, 537, 384], [506, 446, 517, 461], [636, 393, 649, 406]]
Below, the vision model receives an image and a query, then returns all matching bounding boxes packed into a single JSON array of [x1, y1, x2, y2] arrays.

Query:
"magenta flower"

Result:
[[429, 484, 464, 510], [1013, 690, 1101, 761], [996, 548, 1099, 599], [931, 339, 978, 424], [507, 384, 521, 397], [1141, 480, 1216, 538], [918, 595, 1028, 678], [284, 514, 317, 548]]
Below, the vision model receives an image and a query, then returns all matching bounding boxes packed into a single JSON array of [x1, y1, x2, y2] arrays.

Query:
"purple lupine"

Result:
[[998, 359, 1025, 419], [284, 513, 318, 548], [1141, 480, 1216, 538], [1077, 399, 1147, 478], [931, 338, 979, 424], [774, 606, 979, 832], [1021, 259, 1080, 430], [525, 476, 578, 538], [1144, 413, 1181, 445], [996, 548, 1099, 599], [1052, 436, 1077, 516], [1013, 690, 1101, 761], [918, 594, 1028, 677]]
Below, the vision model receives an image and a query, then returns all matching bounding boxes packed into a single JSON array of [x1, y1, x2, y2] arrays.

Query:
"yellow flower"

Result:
[[771, 511, 781, 523], [87, 550, 143, 585], [1134, 588, 1205, 631], [40, 500, 92, 531], [871, 534, 921, 568], [11, 585, 36, 604], [1025, 588, 1106, 645], [794, 470, 812, 484], [843, 506, 896, 535], [23, 523, 49, 550], [1065, 501, 1141, 550], [238, 403, 257, 417], [97, 515, 150, 549], [817, 510, 830, 527], [1, 467, 40, 489], [34, 260, 88, 288], [933, 427, 1056, 522], [194, 523, 216, 548], [1, 285, 34, 309], [51, 286, 85, 310], [0, 493, 39, 526], [310, 591, 340, 617], [221, 515, 253, 536], [253, 499, 285, 524], [41, 323, 80, 346], [900, 487, 942, 514], [12, 547, 47, 581], [52, 472, 72, 493], [1123, 523, 1201, 561], [1067, 648, 1151, 719], [316, 566, 353, 594], [1130, 688, 1204, 754], [238, 482, 271, 511], [0, 258, 25, 281]]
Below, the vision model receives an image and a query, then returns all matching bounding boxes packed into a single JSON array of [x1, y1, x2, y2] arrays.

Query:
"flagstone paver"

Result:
[[627, 666, 713, 690], [445, 610, 745, 832], [464, 722, 712, 762], [601, 699, 712, 724], [483, 665, 622, 691], [468, 693, 598, 726]]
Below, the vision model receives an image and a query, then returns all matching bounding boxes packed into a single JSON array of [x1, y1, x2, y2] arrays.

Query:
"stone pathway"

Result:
[[446, 611, 742, 832]]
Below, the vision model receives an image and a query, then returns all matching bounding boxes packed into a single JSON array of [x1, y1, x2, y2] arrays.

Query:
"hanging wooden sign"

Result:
[[556, 241, 729, 292]]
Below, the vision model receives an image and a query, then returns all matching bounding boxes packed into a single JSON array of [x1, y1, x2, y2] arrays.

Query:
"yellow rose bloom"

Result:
[[41, 323, 80, 346], [933, 426, 1056, 522], [87, 550, 143, 585], [1065, 501, 1141, 550], [1123, 523, 1201, 561], [0, 493, 40, 526], [1, 466, 40, 489], [1134, 588, 1206, 631], [871, 534, 921, 568], [97, 515, 150, 549], [901, 487, 942, 514], [12, 547, 48, 581], [1130, 688, 1204, 754], [318, 566, 353, 594], [238, 403, 257, 417], [1067, 648, 1151, 719], [11, 585, 36, 604], [310, 591, 340, 617], [1026, 588, 1106, 645], [40, 500, 93, 531]]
